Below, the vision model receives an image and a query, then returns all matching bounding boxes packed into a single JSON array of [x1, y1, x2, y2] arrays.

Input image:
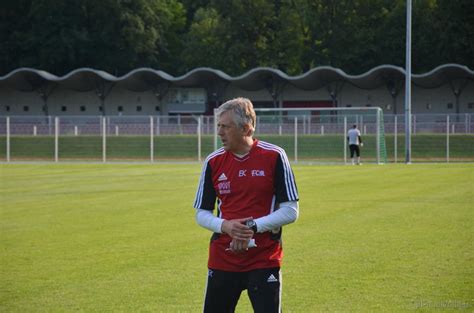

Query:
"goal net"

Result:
[[214, 107, 387, 164]]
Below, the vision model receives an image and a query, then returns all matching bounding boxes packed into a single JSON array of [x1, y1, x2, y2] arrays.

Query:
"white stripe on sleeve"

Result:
[[193, 148, 225, 209], [257, 141, 298, 201]]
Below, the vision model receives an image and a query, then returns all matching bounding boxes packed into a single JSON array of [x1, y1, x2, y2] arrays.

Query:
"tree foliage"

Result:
[[0, 0, 472, 76]]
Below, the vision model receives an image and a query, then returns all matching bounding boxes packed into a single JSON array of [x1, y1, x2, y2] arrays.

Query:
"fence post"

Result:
[[6, 116, 10, 162], [198, 116, 202, 162], [102, 116, 106, 163], [294, 116, 298, 163], [54, 117, 59, 162], [376, 109, 380, 164], [468, 114, 472, 134], [150, 116, 154, 163], [156, 116, 160, 136], [394, 115, 398, 163], [308, 115, 311, 134], [466, 113, 469, 134], [446, 115, 450, 163], [343, 116, 347, 164], [214, 108, 218, 151]]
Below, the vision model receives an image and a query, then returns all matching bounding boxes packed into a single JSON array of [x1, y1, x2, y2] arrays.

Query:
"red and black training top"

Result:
[[194, 139, 299, 272]]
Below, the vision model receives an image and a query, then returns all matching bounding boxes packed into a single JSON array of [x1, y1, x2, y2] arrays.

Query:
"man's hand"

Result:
[[221, 218, 254, 253], [228, 239, 250, 253], [221, 217, 254, 241]]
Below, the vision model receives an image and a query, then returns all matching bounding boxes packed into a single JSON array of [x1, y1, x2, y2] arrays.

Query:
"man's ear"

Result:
[[242, 124, 252, 136]]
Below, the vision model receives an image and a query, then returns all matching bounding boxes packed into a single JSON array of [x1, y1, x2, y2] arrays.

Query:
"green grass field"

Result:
[[1, 164, 472, 312]]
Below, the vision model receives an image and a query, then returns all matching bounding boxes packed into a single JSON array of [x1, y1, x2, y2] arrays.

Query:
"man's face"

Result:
[[217, 111, 245, 152]]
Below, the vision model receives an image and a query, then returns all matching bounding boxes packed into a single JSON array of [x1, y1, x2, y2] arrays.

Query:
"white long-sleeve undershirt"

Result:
[[195, 201, 299, 233]]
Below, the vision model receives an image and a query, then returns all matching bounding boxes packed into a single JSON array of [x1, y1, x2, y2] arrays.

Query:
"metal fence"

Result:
[[0, 113, 473, 163]]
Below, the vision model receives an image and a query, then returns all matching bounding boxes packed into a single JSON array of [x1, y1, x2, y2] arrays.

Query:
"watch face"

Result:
[[246, 219, 257, 232], [246, 219, 255, 227]]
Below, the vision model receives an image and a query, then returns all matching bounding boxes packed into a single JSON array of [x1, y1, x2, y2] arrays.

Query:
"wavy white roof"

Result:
[[0, 64, 472, 92]]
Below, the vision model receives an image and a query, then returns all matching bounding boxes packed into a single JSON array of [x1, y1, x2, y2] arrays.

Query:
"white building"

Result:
[[0, 64, 473, 116]]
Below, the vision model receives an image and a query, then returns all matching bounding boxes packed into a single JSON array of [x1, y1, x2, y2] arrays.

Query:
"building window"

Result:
[[99, 106, 103, 112], [155, 106, 160, 111], [346, 104, 352, 107], [136, 106, 142, 112], [168, 89, 179, 103], [5, 106, 10, 112], [80, 106, 86, 112], [181, 90, 189, 101], [447, 102, 453, 109], [365, 104, 372, 107], [23, 106, 29, 112], [118, 106, 123, 112], [61, 106, 67, 112]]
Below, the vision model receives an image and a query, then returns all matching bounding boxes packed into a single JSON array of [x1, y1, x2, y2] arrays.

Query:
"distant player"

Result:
[[193, 97, 299, 313], [347, 124, 363, 165]]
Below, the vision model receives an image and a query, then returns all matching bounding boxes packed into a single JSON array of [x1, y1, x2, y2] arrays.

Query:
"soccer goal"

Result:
[[214, 106, 387, 164]]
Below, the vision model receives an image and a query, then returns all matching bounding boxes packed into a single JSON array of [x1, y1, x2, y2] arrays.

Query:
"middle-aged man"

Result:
[[193, 97, 299, 313]]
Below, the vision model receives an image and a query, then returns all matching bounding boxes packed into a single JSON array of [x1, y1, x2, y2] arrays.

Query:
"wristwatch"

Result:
[[245, 219, 258, 233]]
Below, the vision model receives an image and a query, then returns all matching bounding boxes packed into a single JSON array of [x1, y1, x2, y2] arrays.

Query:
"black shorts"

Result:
[[349, 144, 360, 157], [203, 267, 281, 313]]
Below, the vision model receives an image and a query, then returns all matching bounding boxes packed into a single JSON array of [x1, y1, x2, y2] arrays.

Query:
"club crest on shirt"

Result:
[[218, 181, 231, 194]]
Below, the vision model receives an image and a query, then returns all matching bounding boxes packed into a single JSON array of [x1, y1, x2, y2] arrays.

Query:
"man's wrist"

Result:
[[245, 219, 258, 233], [216, 219, 225, 233], [220, 220, 229, 234]]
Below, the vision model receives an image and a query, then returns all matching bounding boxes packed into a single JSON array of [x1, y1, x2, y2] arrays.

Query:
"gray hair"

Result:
[[217, 97, 256, 134]]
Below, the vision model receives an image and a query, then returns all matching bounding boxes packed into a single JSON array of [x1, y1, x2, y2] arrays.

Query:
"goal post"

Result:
[[214, 106, 387, 164]]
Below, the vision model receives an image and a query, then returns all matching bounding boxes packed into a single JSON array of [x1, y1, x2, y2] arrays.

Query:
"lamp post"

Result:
[[405, 0, 412, 164]]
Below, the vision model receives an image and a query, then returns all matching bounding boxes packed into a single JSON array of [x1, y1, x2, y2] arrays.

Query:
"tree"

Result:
[[1, 0, 185, 75], [430, 0, 474, 69], [1, 0, 472, 76], [0, 0, 34, 74], [180, 0, 283, 75], [179, 7, 224, 72]]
